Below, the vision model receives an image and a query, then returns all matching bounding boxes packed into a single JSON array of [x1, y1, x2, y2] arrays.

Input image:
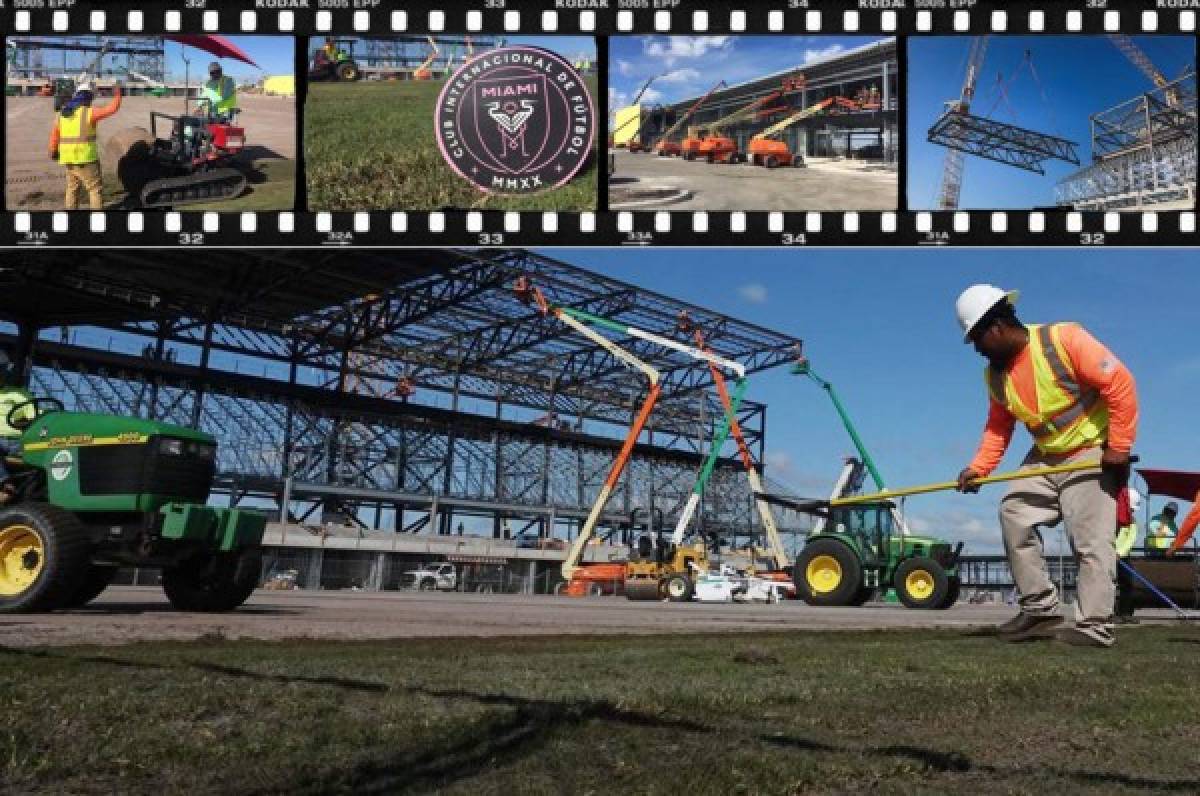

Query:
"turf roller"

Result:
[[623, 580, 663, 601]]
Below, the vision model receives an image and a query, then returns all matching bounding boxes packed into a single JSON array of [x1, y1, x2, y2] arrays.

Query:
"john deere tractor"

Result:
[[0, 397, 266, 613], [795, 499, 962, 610]]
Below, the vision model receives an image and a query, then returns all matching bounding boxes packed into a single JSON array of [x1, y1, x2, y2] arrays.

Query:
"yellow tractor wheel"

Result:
[[894, 557, 949, 610], [794, 539, 862, 607], [0, 503, 92, 613]]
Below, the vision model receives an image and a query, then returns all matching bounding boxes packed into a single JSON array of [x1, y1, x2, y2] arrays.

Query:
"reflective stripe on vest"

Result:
[[58, 107, 98, 165], [985, 323, 1109, 454]]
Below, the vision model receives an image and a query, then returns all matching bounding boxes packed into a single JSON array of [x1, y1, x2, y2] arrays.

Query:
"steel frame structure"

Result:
[[7, 36, 166, 83], [1055, 71, 1198, 210], [0, 249, 803, 549], [927, 111, 1080, 175]]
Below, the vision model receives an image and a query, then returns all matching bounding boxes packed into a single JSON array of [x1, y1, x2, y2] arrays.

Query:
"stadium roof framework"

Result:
[[0, 249, 808, 543], [927, 111, 1081, 175]]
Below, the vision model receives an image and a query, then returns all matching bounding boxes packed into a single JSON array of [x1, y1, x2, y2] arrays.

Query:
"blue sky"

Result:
[[163, 36, 294, 82], [908, 36, 1195, 209], [546, 248, 1200, 553], [609, 35, 884, 117]]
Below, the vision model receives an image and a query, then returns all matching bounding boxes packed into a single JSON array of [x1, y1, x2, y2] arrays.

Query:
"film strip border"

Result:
[[3, 2, 1197, 36], [3, 0, 1197, 247], [8, 210, 1195, 247]]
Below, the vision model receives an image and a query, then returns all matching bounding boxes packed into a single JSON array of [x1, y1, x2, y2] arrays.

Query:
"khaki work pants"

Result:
[[999, 445, 1118, 645], [64, 161, 103, 210]]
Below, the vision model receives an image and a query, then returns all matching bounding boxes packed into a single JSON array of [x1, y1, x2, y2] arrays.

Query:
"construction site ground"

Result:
[[609, 150, 898, 211], [4, 606, 1198, 795], [4, 94, 296, 211], [1, 585, 1186, 648]]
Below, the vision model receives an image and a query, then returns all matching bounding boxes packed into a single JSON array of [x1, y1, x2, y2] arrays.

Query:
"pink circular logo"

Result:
[[435, 46, 595, 196]]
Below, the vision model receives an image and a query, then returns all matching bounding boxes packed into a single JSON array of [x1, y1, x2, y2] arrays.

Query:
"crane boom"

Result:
[[703, 92, 778, 136], [1108, 34, 1181, 108], [654, 80, 726, 150], [751, 97, 837, 141], [610, 74, 663, 138], [936, 35, 989, 210]]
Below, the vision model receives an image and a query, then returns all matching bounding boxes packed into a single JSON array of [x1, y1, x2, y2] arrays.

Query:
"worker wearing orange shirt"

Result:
[[47, 81, 122, 210], [954, 285, 1137, 648], [1166, 493, 1200, 556]]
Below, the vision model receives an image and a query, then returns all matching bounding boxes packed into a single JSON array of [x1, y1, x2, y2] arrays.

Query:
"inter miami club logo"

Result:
[[435, 46, 595, 196]]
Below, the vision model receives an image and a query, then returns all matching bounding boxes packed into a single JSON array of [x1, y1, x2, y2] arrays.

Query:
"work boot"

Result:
[[1054, 625, 1115, 648], [995, 612, 1062, 642]]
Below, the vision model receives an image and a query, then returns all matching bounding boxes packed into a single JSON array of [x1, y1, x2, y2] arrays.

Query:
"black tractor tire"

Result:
[[63, 564, 118, 609], [894, 557, 950, 610], [764, 155, 779, 169], [794, 538, 863, 607], [336, 62, 359, 81], [419, 577, 437, 591], [0, 503, 92, 613], [663, 573, 694, 602], [162, 549, 261, 613], [936, 576, 962, 610]]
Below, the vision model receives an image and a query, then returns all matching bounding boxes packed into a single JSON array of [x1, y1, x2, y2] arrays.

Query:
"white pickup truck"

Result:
[[407, 563, 457, 591]]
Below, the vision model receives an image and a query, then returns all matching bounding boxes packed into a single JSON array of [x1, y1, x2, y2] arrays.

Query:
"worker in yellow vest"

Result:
[[198, 62, 237, 121], [954, 284, 1138, 648], [0, 351, 36, 505], [1145, 502, 1179, 556], [47, 80, 122, 210]]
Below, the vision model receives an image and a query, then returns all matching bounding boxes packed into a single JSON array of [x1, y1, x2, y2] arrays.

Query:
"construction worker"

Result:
[[1145, 502, 1179, 556], [954, 284, 1137, 648], [48, 80, 122, 210], [1166, 492, 1200, 556], [198, 62, 237, 121], [0, 352, 35, 505]]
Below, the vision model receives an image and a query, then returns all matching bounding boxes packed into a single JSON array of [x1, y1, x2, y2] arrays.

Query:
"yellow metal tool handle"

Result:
[[829, 460, 1103, 507]]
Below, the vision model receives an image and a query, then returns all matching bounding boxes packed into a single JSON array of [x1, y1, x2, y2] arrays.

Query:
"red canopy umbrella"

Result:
[[1137, 469, 1200, 501], [164, 35, 259, 69]]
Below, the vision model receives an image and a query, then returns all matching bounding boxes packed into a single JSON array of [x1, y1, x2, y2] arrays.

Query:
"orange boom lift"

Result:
[[654, 79, 726, 157]]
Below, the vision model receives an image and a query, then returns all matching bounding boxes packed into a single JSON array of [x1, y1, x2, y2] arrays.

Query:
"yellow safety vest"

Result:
[[203, 77, 237, 114], [0, 387, 35, 439], [985, 323, 1109, 455], [57, 107, 98, 165], [1146, 516, 1177, 549]]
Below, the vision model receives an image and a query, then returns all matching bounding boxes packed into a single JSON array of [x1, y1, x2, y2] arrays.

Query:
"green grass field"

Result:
[[304, 81, 599, 211], [5, 627, 1200, 795]]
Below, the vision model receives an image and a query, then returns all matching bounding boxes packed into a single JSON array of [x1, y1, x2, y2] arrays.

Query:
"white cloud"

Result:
[[802, 44, 846, 64], [658, 67, 702, 84], [902, 508, 1001, 553], [617, 60, 635, 78], [639, 88, 664, 105], [609, 87, 629, 110], [738, 282, 768, 304], [765, 451, 795, 477], [644, 36, 732, 66]]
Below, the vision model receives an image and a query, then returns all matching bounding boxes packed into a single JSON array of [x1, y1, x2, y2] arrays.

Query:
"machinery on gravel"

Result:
[[0, 398, 266, 614], [132, 98, 248, 208]]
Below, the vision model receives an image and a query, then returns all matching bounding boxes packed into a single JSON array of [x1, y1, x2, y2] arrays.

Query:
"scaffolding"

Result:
[[0, 249, 807, 554], [6, 36, 166, 83], [1056, 70, 1198, 210]]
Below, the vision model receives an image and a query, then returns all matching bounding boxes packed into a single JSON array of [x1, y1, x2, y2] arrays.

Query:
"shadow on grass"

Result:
[[285, 685, 712, 796], [763, 733, 1200, 791]]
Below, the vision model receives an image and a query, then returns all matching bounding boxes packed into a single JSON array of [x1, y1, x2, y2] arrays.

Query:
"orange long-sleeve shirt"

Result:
[[48, 86, 122, 157], [968, 323, 1138, 476]]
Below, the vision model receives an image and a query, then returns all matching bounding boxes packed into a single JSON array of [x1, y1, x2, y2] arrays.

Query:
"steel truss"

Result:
[[1056, 71, 1198, 210], [927, 111, 1080, 175], [0, 250, 805, 548]]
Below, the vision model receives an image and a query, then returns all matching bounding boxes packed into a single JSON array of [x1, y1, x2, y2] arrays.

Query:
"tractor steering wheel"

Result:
[[7, 397, 65, 430]]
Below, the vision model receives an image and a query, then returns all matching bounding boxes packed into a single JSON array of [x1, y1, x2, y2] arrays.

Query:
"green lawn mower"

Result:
[[0, 397, 267, 613]]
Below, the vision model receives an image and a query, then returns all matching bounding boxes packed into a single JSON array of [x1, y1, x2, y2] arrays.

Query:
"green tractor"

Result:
[[794, 491, 962, 609], [0, 397, 267, 613], [762, 353, 963, 609]]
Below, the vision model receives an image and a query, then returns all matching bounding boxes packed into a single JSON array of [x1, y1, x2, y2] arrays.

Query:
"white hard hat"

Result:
[[1125, 488, 1143, 514], [955, 284, 1019, 342], [75, 80, 94, 94]]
